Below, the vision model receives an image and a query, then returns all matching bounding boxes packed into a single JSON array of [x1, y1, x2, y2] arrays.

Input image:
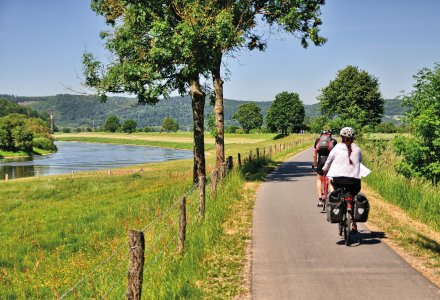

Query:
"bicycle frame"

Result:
[[322, 176, 329, 210]]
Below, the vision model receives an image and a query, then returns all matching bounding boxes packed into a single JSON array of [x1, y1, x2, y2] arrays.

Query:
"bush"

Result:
[[75, 128, 82, 133], [225, 126, 239, 133], [62, 128, 71, 133], [33, 137, 57, 151], [235, 128, 245, 134]]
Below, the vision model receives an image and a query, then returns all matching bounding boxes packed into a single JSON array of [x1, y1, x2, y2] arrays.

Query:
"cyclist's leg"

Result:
[[316, 174, 324, 206]]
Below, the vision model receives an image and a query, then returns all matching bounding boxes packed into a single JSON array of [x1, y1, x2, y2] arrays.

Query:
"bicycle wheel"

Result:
[[338, 221, 343, 236], [345, 212, 352, 246]]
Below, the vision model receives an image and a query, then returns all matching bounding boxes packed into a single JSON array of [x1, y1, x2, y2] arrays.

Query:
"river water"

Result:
[[0, 141, 192, 180]]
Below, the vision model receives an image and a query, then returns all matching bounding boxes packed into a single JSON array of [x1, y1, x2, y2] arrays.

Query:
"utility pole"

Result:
[[50, 111, 54, 134]]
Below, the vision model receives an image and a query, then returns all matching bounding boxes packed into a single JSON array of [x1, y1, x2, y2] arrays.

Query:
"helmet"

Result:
[[340, 127, 354, 138], [321, 130, 329, 135]]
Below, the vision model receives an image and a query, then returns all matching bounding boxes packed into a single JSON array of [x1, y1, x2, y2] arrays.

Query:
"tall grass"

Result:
[[362, 141, 440, 232]]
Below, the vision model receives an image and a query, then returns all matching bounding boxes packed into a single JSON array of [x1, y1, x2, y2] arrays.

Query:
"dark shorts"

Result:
[[331, 177, 361, 196], [316, 156, 328, 175]]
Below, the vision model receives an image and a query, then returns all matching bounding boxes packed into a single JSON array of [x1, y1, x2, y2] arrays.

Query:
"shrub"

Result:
[[33, 137, 57, 151], [225, 126, 239, 133], [62, 128, 71, 133]]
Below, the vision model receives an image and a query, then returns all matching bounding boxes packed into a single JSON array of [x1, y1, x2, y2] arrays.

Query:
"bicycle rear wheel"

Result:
[[345, 212, 353, 246]]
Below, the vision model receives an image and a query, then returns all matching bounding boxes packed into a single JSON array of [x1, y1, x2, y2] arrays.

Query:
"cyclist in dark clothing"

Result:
[[312, 129, 337, 206]]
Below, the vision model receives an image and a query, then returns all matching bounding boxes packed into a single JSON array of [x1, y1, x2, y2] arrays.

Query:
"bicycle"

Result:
[[336, 187, 355, 246], [312, 165, 329, 211], [321, 175, 330, 212]]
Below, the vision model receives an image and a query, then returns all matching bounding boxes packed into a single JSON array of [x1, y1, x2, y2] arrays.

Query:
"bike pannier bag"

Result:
[[326, 190, 343, 223], [353, 193, 370, 222]]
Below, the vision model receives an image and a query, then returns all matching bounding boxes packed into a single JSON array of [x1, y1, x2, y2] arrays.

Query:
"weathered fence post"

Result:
[[199, 175, 206, 218], [238, 153, 242, 167], [227, 156, 233, 172], [5, 174, 8, 181], [178, 196, 186, 255], [269, 146, 272, 156], [126, 230, 145, 300], [108, 169, 112, 177], [256, 148, 260, 158], [263, 147, 266, 157], [71, 171, 75, 178], [249, 150, 253, 162]]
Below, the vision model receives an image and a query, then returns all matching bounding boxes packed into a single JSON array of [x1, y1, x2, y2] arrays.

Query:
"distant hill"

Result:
[[0, 94, 405, 128]]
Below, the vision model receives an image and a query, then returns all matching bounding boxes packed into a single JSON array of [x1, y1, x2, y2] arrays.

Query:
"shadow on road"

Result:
[[266, 161, 315, 182], [336, 230, 386, 246]]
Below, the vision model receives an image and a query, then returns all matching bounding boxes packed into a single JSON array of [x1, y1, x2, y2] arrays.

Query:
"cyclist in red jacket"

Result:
[[312, 129, 337, 207]]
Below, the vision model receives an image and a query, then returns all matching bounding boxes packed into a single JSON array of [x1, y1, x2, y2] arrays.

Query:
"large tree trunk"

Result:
[[212, 56, 225, 169], [189, 78, 206, 184]]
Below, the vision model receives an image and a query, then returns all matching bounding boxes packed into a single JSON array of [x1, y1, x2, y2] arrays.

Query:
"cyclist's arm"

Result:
[[313, 149, 318, 167]]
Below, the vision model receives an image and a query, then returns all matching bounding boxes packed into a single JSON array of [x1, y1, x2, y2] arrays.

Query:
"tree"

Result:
[[209, 0, 326, 168], [318, 65, 384, 127], [162, 117, 179, 132], [84, 1, 219, 183], [266, 92, 305, 135], [122, 119, 137, 134], [84, 1, 326, 183], [103, 115, 120, 133], [233, 103, 263, 133], [393, 63, 440, 183]]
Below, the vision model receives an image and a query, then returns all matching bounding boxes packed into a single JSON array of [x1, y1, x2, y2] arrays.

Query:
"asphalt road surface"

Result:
[[252, 148, 440, 299]]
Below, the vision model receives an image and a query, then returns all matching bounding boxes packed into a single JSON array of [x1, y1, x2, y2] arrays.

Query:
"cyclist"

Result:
[[322, 127, 362, 233], [312, 129, 337, 207]]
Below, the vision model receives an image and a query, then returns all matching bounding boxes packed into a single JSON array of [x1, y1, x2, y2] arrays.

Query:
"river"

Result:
[[0, 141, 192, 180]]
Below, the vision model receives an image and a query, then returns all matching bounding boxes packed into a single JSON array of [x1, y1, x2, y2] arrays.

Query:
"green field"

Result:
[[0, 133, 314, 298]]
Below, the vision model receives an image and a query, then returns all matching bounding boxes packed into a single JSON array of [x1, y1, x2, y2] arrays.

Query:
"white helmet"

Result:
[[340, 127, 354, 138]]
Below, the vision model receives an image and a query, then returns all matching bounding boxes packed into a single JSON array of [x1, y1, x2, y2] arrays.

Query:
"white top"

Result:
[[322, 143, 362, 179]]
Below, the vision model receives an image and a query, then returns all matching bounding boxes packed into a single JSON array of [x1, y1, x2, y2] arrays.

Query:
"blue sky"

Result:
[[0, 0, 439, 104]]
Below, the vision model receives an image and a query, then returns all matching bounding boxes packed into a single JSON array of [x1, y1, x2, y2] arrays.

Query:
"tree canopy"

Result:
[[233, 103, 263, 133], [122, 119, 137, 133], [393, 63, 440, 183], [318, 65, 384, 127], [103, 115, 120, 132], [266, 92, 305, 135], [162, 117, 179, 132]]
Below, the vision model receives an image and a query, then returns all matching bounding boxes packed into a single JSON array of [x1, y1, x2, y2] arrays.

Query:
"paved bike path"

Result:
[[252, 148, 440, 299]]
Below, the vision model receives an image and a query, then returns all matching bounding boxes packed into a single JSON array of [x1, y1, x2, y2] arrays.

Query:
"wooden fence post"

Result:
[[108, 169, 112, 177], [238, 153, 242, 167], [269, 146, 272, 156], [5, 174, 8, 181], [249, 150, 253, 162], [178, 196, 187, 255], [126, 230, 145, 300], [71, 171, 75, 178], [256, 148, 260, 158], [227, 156, 233, 172], [199, 176, 206, 218], [263, 147, 266, 157]]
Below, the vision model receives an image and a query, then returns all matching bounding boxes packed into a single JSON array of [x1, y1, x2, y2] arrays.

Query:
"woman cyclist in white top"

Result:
[[322, 127, 362, 233]]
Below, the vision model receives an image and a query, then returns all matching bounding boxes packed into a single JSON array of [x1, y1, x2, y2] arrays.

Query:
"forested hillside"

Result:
[[0, 94, 405, 129]]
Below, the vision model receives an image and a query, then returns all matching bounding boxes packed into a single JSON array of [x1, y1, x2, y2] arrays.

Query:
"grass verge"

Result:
[[363, 184, 440, 287]]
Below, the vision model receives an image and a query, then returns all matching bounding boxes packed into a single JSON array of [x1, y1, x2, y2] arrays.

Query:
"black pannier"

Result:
[[326, 190, 344, 223], [353, 193, 369, 222]]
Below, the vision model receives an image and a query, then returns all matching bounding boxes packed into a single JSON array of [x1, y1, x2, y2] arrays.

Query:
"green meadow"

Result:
[[0, 133, 314, 298]]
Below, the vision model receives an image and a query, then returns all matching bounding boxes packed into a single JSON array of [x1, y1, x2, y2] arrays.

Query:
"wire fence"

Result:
[[57, 137, 313, 299]]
